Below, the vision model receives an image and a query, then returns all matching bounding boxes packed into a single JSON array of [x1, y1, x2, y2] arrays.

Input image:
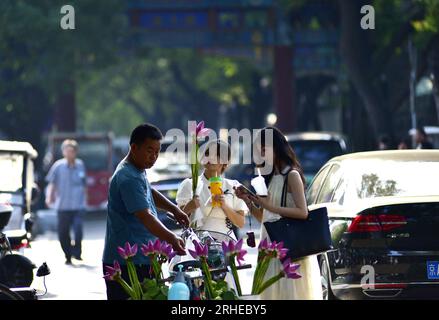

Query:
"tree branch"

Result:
[[373, 4, 425, 73], [391, 33, 439, 113]]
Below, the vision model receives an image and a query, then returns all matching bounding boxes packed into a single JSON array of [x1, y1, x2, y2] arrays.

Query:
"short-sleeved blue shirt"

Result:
[[45, 159, 86, 211], [102, 160, 158, 265]]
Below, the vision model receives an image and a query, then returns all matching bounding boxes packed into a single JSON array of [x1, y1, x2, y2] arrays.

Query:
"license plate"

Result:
[[427, 261, 439, 280]]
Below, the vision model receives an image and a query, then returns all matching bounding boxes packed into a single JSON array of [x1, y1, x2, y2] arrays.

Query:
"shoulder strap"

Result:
[[280, 168, 292, 207], [281, 168, 310, 217]]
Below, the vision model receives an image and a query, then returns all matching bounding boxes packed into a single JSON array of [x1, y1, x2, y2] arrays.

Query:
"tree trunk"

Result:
[[54, 79, 76, 132], [338, 0, 394, 142]]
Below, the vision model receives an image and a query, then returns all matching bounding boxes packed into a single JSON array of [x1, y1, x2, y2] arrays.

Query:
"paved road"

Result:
[[24, 213, 108, 300], [24, 211, 261, 300]]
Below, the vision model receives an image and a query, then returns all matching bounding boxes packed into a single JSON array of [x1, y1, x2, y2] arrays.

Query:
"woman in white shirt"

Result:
[[176, 140, 248, 239]]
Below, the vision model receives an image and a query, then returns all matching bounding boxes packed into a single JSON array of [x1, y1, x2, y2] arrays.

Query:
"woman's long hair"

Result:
[[256, 127, 306, 186]]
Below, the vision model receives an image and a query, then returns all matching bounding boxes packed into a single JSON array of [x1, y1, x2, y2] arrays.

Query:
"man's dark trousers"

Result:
[[57, 210, 84, 260]]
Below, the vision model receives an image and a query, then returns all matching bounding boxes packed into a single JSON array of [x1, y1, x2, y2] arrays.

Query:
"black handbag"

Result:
[[263, 169, 333, 260]]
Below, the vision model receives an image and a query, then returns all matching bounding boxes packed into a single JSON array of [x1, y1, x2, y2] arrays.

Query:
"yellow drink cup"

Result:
[[209, 176, 223, 208]]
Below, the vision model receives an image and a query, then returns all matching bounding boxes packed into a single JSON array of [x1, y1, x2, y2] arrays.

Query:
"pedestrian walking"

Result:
[[45, 139, 86, 265]]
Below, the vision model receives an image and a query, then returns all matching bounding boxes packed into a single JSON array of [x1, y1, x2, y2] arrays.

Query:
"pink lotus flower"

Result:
[[195, 121, 210, 138], [117, 242, 138, 260], [160, 242, 176, 261], [222, 239, 247, 266], [258, 238, 269, 251], [188, 240, 208, 259], [282, 258, 301, 279], [267, 241, 289, 260], [103, 260, 121, 281], [189, 121, 211, 139], [141, 239, 176, 262], [153, 239, 162, 252], [141, 241, 155, 257], [221, 241, 229, 255]]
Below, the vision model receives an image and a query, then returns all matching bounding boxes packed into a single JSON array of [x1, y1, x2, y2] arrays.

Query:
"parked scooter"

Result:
[[0, 203, 50, 300]]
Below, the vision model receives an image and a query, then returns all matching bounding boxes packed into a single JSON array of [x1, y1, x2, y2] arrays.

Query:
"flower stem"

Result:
[[201, 258, 214, 300], [191, 136, 199, 196], [230, 259, 242, 296], [251, 256, 271, 295], [151, 258, 162, 281], [116, 276, 136, 298], [251, 253, 266, 293], [256, 273, 283, 295], [126, 259, 142, 300]]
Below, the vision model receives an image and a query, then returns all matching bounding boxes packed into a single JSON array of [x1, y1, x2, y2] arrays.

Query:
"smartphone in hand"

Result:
[[235, 184, 257, 197]]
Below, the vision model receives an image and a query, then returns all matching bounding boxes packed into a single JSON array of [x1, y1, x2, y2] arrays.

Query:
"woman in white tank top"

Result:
[[236, 127, 322, 300]]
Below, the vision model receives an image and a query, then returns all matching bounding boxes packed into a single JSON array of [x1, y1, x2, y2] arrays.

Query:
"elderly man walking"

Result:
[[45, 139, 87, 265]]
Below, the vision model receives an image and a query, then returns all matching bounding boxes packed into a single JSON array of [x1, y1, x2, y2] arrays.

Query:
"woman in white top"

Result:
[[176, 140, 248, 239], [235, 127, 323, 300]]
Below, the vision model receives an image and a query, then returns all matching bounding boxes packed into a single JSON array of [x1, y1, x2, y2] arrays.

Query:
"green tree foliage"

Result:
[[0, 0, 127, 159], [77, 48, 271, 136], [338, 0, 439, 145]]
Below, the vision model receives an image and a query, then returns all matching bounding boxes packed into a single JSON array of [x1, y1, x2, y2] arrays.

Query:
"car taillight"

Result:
[[348, 214, 407, 233], [378, 215, 408, 231]]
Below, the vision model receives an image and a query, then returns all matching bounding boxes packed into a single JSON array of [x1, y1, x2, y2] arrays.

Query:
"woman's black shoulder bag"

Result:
[[263, 169, 333, 260]]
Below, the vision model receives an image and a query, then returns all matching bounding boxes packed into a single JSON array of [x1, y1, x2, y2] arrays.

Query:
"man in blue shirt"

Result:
[[46, 139, 86, 265], [102, 123, 189, 300]]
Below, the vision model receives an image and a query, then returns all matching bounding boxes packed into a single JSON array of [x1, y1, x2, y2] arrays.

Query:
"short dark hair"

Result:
[[129, 123, 163, 145]]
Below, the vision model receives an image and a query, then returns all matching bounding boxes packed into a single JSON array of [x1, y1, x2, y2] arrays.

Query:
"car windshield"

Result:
[[342, 160, 439, 204], [289, 140, 344, 174], [0, 152, 24, 192], [53, 139, 110, 171]]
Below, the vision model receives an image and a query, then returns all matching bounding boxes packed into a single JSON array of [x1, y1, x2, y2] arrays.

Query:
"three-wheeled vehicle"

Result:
[[0, 140, 42, 293]]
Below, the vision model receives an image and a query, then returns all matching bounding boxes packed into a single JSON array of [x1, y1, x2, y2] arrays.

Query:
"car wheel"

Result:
[[320, 255, 335, 300]]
